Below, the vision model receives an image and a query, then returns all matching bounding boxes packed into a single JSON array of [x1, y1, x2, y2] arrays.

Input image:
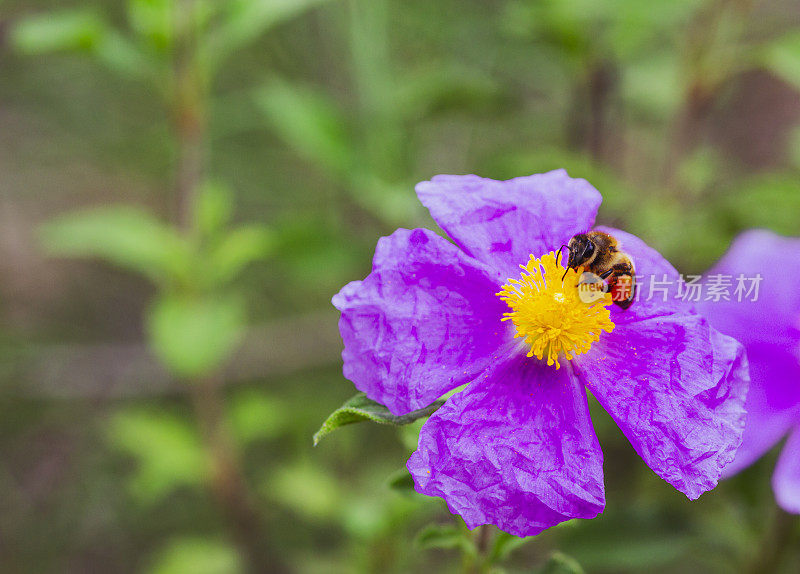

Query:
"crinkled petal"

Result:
[[574, 313, 748, 500], [773, 425, 800, 514], [407, 354, 605, 537], [723, 344, 800, 476], [416, 170, 601, 277], [332, 228, 511, 416], [698, 229, 800, 350]]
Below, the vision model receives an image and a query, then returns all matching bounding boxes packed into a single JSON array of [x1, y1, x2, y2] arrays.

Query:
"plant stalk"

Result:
[[172, 0, 207, 231], [464, 524, 494, 574], [747, 506, 797, 574], [170, 3, 282, 571], [190, 376, 281, 573]]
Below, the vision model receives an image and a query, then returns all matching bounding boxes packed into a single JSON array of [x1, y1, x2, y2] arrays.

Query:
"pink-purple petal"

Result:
[[332, 228, 511, 416], [773, 425, 800, 514], [698, 229, 800, 349], [407, 355, 605, 537], [416, 171, 601, 277], [574, 314, 748, 500], [697, 230, 800, 477], [721, 345, 800, 476]]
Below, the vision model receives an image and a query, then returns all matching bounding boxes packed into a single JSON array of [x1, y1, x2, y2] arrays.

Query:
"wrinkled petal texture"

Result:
[[332, 228, 511, 416], [407, 355, 605, 537], [416, 170, 601, 278], [773, 425, 800, 513], [698, 230, 800, 477], [575, 229, 749, 499]]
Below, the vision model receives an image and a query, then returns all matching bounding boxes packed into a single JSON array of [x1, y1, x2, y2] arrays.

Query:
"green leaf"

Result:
[[149, 538, 243, 574], [253, 78, 354, 175], [207, 0, 332, 67], [721, 174, 800, 236], [348, 174, 426, 227], [607, 0, 699, 59], [762, 31, 800, 91], [94, 29, 155, 79], [490, 530, 531, 564], [416, 524, 475, 556], [267, 462, 341, 521], [229, 390, 289, 444], [39, 206, 190, 284], [386, 468, 416, 494], [395, 65, 503, 118], [108, 409, 208, 504], [568, 533, 690, 570], [622, 53, 682, 119], [538, 551, 586, 574], [10, 10, 107, 54], [195, 181, 234, 238], [147, 294, 245, 378], [313, 392, 445, 446], [676, 147, 722, 195], [206, 225, 274, 286], [398, 418, 426, 451], [128, 0, 173, 53]]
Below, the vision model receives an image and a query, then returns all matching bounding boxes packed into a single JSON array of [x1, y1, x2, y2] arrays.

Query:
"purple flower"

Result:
[[333, 171, 749, 536], [698, 230, 800, 513]]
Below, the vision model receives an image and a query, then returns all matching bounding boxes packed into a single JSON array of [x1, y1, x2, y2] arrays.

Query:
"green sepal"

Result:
[[489, 530, 530, 564], [386, 468, 416, 494], [538, 551, 586, 574], [415, 524, 476, 557]]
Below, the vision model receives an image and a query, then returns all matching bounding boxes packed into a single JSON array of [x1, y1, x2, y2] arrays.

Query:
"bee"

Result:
[[560, 231, 636, 309]]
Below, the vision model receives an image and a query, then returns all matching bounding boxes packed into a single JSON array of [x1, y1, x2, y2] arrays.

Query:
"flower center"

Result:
[[497, 252, 615, 369]]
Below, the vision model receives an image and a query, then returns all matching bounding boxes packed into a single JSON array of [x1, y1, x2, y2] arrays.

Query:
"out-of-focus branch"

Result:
[[663, 0, 756, 185], [747, 506, 797, 574], [191, 372, 282, 573], [567, 59, 617, 164], [172, 1, 207, 230], [171, 4, 284, 570]]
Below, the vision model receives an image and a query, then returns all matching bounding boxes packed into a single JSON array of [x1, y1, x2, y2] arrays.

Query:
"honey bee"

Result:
[[560, 231, 636, 309]]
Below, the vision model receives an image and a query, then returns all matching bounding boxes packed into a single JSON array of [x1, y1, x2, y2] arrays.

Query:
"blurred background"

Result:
[[2, 0, 800, 572]]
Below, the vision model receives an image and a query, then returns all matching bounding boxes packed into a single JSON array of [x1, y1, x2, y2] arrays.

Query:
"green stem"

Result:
[[169, 3, 282, 571], [464, 525, 494, 574], [190, 376, 282, 573], [172, 0, 207, 231], [747, 506, 797, 574]]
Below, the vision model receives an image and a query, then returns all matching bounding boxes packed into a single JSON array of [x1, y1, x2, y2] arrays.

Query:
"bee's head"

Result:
[[566, 233, 596, 268]]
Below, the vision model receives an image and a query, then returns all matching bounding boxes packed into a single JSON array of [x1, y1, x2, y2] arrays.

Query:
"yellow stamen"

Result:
[[497, 252, 615, 369]]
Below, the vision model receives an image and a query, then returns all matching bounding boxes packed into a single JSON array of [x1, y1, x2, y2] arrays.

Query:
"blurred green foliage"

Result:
[[149, 537, 243, 574], [109, 408, 210, 504], [39, 183, 272, 378], [2, 0, 800, 572]]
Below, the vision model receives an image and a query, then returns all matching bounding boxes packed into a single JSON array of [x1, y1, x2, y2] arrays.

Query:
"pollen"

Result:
[[497, 252, 615, 369]]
